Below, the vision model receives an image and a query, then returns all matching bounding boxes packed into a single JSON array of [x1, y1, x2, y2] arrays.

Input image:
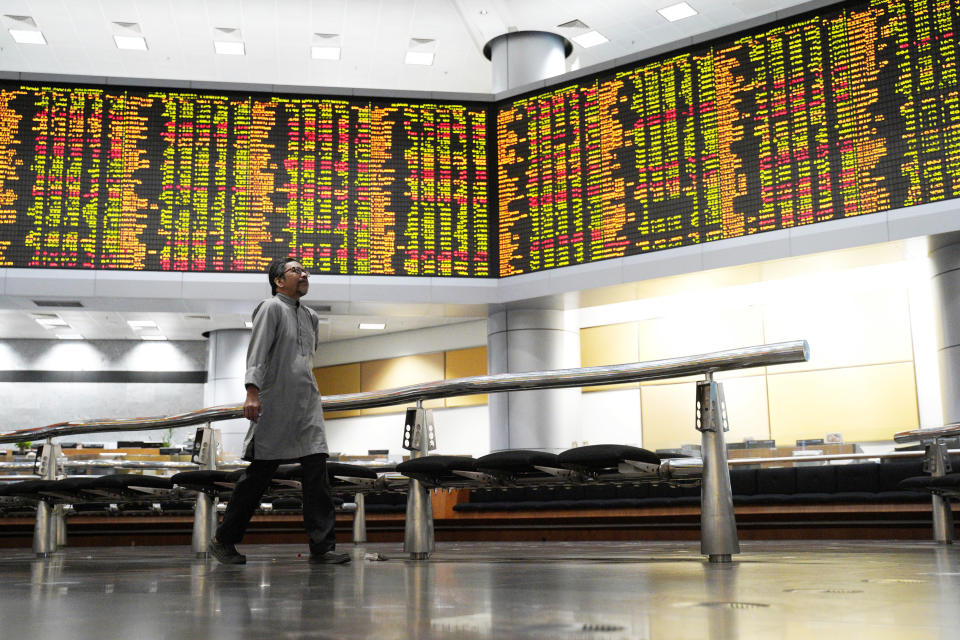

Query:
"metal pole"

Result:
[[32, 440, 59, 557], [54, 504, 67, 548], [925, 441, 954, 544], [33, 501, 53, 557], [696, 376, 740, 563], [352, 492, 367, 544], [191, 424, 220, 558], [403, 404, 436, 560]]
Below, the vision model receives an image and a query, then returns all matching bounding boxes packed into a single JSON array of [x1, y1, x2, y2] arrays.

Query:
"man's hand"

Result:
[[243, 385, 262, 422]]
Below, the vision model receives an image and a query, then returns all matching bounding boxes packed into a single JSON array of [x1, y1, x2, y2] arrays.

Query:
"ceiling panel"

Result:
[[3, 0, 818, 92]]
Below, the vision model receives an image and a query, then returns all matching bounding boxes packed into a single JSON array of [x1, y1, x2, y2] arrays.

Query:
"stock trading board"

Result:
[[0, 89, 489, 276], [497, 0, 960, 275], [2, 0, 960, 279]]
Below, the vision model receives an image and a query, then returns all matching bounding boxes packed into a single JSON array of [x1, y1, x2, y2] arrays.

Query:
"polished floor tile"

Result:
[[0, 540, 958, 639]]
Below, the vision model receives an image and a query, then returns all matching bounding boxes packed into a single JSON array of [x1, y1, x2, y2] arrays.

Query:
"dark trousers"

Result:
[[215, 453, 337, 554]]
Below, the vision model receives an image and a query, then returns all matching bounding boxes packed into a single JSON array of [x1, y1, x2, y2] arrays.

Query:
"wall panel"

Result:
[[767, 362, 919, 444]]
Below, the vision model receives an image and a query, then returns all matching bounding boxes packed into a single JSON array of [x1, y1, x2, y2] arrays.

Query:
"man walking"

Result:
[[209, 256, 349, 565]]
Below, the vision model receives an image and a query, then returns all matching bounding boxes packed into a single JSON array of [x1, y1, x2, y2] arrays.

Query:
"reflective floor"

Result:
[[0, 540, 958, 639]]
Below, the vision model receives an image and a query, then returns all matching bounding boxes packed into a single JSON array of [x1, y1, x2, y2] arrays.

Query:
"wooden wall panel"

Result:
[[637, 307, 765, 363], [640, 375, 771, 451], [580, 323, 639, 392], [359, 353, 445, 414], [767, 362, 919, 444], [445, 346, 488, 407], [316, 363, 362, 418], [763, 289, 913, 373], [640, 382, 697, 451]]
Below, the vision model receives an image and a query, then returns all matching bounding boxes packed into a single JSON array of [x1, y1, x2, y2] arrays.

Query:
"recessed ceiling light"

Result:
[[56, 333, 84, 340], [214, 40, 245, 55], [244, 321, 253, 328], [405, 51, 434, 66], [658, 2, 698, 22], [127, 320, 158, 329], [9, 28, 46, 44], [114, 34, 147, 50], [572, 30, 608, 48], [358, 322, 386, 330], [311, 45, 340, 60], [141, 335, 168, 341], [36, 317, 69, 327]]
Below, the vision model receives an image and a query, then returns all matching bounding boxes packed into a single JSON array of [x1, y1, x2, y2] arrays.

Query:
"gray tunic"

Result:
[[241, 293, 328, 461]]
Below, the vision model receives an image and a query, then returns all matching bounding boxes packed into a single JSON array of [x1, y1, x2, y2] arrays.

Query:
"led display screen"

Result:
[[0, 86, 490, 276], [497, 0, 960, 275]]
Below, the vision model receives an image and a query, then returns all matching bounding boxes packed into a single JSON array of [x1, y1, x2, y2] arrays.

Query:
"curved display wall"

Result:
[[1, 0, 959, 279], [497, 0, 960, 275], [0, 88, 490, 276]]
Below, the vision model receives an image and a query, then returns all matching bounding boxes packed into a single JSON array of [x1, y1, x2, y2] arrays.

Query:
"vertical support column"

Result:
[[487, 307, 581, 452], [204, 328, 252, 458], [33, 440, 60, 558], [192, 424, 221, 558], [925, 440, 955, 544], [352, 492, 367, 545], [696, 376, 740, 563], [403, 404, 436, 560], [484, 31, 571, 93]]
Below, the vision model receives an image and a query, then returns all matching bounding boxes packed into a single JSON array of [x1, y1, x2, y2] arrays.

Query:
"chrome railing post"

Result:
[[54, 504, 68, 548], [924, 440, 954, 544], [191, 424, 220, 558], [696, 375, 740, 563], [403, 403, 436, 560], [352, 492, 367, 544], [33, 439, 60, 557]]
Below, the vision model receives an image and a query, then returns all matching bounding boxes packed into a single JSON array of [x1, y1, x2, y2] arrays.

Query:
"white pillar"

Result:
[[487, 308, 580, 452], [203, 329, 251, 457], [929, 232, 960, 424], [485, 31, 570, 93], [484, 30, 576, 452]]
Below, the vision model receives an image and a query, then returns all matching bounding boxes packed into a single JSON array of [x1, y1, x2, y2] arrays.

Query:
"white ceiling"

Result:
[[0, 306, 478, 341], [0, 0, 823, 342], [0, 0, 819, 93]]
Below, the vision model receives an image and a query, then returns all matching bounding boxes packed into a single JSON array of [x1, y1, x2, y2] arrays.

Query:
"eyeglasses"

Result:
[[282, 266, 308, 276]]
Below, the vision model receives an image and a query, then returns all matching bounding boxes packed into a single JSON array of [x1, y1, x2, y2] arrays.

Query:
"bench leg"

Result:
[[697, 379, 740, 563], [33, 500, 55, 557], [404, 479, 435, 560], [402, 405, 436, 560], [54, 504, 67, 548], [932, 495, 955, 544], [192, 492, 218, 558], [191, 424, 221, 558], [33, 441, 60, 558], [352, 492, 367, 544]]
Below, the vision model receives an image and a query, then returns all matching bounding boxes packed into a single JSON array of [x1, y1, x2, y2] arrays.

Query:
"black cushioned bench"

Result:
[[453, 459, 936, 513], [396, 444, 663, 488], [899, 472, 960, 496]]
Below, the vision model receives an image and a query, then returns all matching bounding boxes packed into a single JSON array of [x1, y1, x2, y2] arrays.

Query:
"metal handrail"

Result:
[[894, 423, 960, 443], [0, 340, 809, 445], [728, 449, 960, 466]]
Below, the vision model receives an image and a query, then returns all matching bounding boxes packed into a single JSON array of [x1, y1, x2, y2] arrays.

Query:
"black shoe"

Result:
[[309, 551, 351, 565], [209, 538, 246, 565]]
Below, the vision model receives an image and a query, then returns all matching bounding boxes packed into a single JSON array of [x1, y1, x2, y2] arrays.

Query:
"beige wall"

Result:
[[316, 346, 487, 417], [581, 246, 922, 450], [319, 243, 925, 450]]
